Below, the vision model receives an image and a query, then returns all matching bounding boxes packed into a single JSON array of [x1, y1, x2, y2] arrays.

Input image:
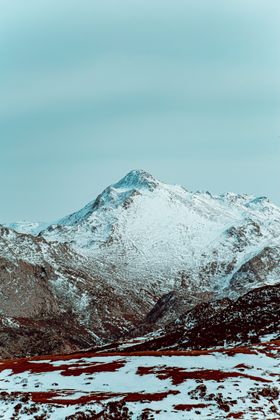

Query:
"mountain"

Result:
[[40, 170, 280, 299], [1, 169, 280, 358]]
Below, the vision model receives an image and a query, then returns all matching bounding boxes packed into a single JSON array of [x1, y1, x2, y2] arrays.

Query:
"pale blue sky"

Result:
[[1, 0, 280, 221]]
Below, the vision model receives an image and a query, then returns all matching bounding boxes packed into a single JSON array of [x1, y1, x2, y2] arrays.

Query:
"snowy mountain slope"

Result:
[[0, 341, 279, 419], [40, 169, 280, 298], [3, 221, 49, 235]]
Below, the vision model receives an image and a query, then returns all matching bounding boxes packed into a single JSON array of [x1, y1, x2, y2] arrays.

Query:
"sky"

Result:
[[1, 0, 280, 222]]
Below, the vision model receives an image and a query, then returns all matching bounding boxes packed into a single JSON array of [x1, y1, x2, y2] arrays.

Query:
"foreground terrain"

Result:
[[0, 341, 279, 419]]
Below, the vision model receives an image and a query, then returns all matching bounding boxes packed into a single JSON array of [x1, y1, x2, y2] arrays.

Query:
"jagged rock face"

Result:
[[138, 288, 215, 332], [1, 170, 280, 357], [0, 257, 56, 318], [228, 246, 280, 295]]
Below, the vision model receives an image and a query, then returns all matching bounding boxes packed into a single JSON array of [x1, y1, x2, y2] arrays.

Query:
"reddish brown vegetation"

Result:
[[0, 359, 126, 377], [1, 391, 121, 406], [31, 392, 120, 405], [224, 348, 258, 357], [234, 364, 252, 370], [174, 403, 210, 411], [226, 413, 244, 419], [60, 361, 126, 376], [137, 367, 272, 385], [123, 390, 179, 402], [10, 390, 179, 407]]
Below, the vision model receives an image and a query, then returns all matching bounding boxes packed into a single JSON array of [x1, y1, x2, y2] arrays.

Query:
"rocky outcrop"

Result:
[[0, 314, 94, 359], [228, 246, 280, 295], [106, 283, 280, 352]]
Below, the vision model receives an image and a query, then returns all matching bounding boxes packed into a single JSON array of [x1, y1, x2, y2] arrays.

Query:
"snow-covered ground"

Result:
[[0, 341, 279, 419]]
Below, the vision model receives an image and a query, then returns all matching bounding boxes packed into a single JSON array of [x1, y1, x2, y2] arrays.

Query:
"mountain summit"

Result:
[[50, 169, 159, 228], [113, 169, 159, 190]]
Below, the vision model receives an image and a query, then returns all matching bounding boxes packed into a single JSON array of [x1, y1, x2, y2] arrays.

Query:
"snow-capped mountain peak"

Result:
[[112, 169, 159, 191], [3, 171, 280, 302], [51, 170, 159, 229], [34, 170, 280, 303]]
